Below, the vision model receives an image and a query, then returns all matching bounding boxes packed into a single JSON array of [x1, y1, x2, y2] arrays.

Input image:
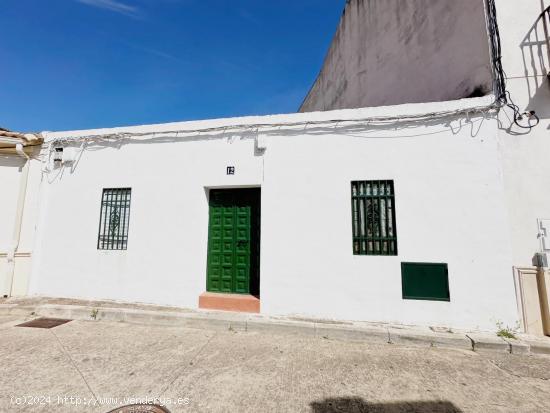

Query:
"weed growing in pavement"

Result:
[[496, 320, 519, 340]]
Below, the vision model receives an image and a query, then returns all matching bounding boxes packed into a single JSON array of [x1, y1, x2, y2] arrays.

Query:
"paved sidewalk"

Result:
[[1, 313, 550, 413], [1, 296, 550, 356]]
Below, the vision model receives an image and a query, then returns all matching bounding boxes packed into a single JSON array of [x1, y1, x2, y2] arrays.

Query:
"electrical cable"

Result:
[[486, 0, 540, 130], [46, 1, 535, 150], [47, 102, 497, 148]]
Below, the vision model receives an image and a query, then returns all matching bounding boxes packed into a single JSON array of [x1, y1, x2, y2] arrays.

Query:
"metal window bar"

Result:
[[97, 188, 131, 250], [351, 180, 397, 256]]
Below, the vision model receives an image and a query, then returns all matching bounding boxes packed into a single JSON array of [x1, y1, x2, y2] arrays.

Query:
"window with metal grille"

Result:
[[351, 180, 397, 255], [97, 188, 131, 250]]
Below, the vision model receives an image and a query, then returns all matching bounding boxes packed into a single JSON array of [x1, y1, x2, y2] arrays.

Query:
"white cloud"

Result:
[[76, 0, 141, 18]]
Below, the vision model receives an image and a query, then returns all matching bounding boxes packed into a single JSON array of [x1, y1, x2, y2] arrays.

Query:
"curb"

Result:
[[390, 327, 473, 351], [2, 302, 550, 355], [466, 333, 510, 354], [0, 304, 39, 316]]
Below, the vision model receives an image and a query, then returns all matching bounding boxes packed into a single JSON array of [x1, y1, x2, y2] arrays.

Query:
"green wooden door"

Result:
[[207, 189, 260, 295]]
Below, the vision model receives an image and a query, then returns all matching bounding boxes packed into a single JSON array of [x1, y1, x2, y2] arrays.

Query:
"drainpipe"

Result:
[[3, 143, 30, 297]]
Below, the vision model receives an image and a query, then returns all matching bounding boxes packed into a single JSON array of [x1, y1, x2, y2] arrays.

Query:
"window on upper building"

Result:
[[97, 188, 131, 250], [351, 180, 397, 255]]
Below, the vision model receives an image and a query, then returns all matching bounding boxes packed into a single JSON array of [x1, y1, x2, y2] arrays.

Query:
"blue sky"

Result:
[[0, 0, 344, 132]]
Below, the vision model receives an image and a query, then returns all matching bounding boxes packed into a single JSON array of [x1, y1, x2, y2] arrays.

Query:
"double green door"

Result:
[[206, 188, 260, 295]]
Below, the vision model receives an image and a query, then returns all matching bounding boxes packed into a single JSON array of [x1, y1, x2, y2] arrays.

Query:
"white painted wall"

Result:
[[0, 150, 42, 296], [7, 0, 546, 332], [261, 114, 515, 330], [27, 96, 519, 331], [30, 135, 263, 308], [495, 0, 550, 267], [0, 155, 24, 252]]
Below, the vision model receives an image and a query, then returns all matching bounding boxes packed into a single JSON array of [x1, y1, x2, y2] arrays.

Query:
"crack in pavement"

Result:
[[157, 332, 218, 398], [487, 358, 550, 381], [50, 329, 99, 405]]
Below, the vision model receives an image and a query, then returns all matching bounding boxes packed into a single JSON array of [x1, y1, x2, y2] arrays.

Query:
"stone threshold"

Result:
[[199, 292, 260, 313]]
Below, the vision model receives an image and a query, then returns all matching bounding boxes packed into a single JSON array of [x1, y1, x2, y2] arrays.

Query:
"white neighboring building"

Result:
[[0, 131, 42, 298], [2, 0, 550, 332]]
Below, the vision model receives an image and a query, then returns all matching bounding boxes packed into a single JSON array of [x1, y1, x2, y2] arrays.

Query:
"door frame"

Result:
[[204, 186, 261, 297]]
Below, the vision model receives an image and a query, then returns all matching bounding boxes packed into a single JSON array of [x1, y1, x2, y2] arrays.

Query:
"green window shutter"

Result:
[[401, 262, 450, 302], [351, 180, 397, 255]]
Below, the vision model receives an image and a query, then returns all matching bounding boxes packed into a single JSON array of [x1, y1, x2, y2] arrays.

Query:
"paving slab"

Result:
[[0, 322, 102, 413], [314, 323, 390, 344], [0, 314, 29, 328], [389, 327, 473, 350], [36, 304, 99, 321], [246, 318, 316, 336], [36, 304, 248, 332], [183, 315, 247, 332], [501, 337, 531, 355], [466, 333, 511, 353], [522, 336, 550, 355], [0, 303, 36, 316]]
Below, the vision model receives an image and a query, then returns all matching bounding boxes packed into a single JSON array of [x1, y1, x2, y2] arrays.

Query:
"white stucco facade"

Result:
[[0, 148, 42, 297], [496, 0, 550, 267], [16, 95, 514, 331], [1, 0, 549, 332]]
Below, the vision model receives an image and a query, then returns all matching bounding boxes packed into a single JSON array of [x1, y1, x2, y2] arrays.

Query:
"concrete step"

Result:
[[2, 299, 550, 356], [198, 292, 260, 313]]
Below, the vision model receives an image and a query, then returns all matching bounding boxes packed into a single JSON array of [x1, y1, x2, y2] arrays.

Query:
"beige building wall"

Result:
[[515, 267, 545, 335]]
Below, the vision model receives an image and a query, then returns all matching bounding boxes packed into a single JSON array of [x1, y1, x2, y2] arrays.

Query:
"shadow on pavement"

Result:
[[310, 398, 462, 413]]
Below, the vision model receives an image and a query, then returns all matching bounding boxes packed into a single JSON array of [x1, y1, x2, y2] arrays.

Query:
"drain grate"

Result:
[[107, 405, 171, 413], [16, 318, 72, 329]]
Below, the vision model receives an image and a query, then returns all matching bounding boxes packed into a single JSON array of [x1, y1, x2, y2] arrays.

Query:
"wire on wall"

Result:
[[486, 0, 540, 130], [45, 1, 537, 151], [46, 99, 500, 149]]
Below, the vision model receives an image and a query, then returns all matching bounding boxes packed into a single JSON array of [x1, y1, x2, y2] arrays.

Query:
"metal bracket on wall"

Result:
[[538, 219, 550, 252]]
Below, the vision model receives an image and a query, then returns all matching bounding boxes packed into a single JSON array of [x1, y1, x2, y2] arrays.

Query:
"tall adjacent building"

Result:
[[1, 0, 549, 334]]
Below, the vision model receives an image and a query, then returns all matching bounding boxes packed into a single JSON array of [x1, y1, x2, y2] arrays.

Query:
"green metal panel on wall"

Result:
[[401, 262, 450, 302], [206, 188, 260, 295]]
